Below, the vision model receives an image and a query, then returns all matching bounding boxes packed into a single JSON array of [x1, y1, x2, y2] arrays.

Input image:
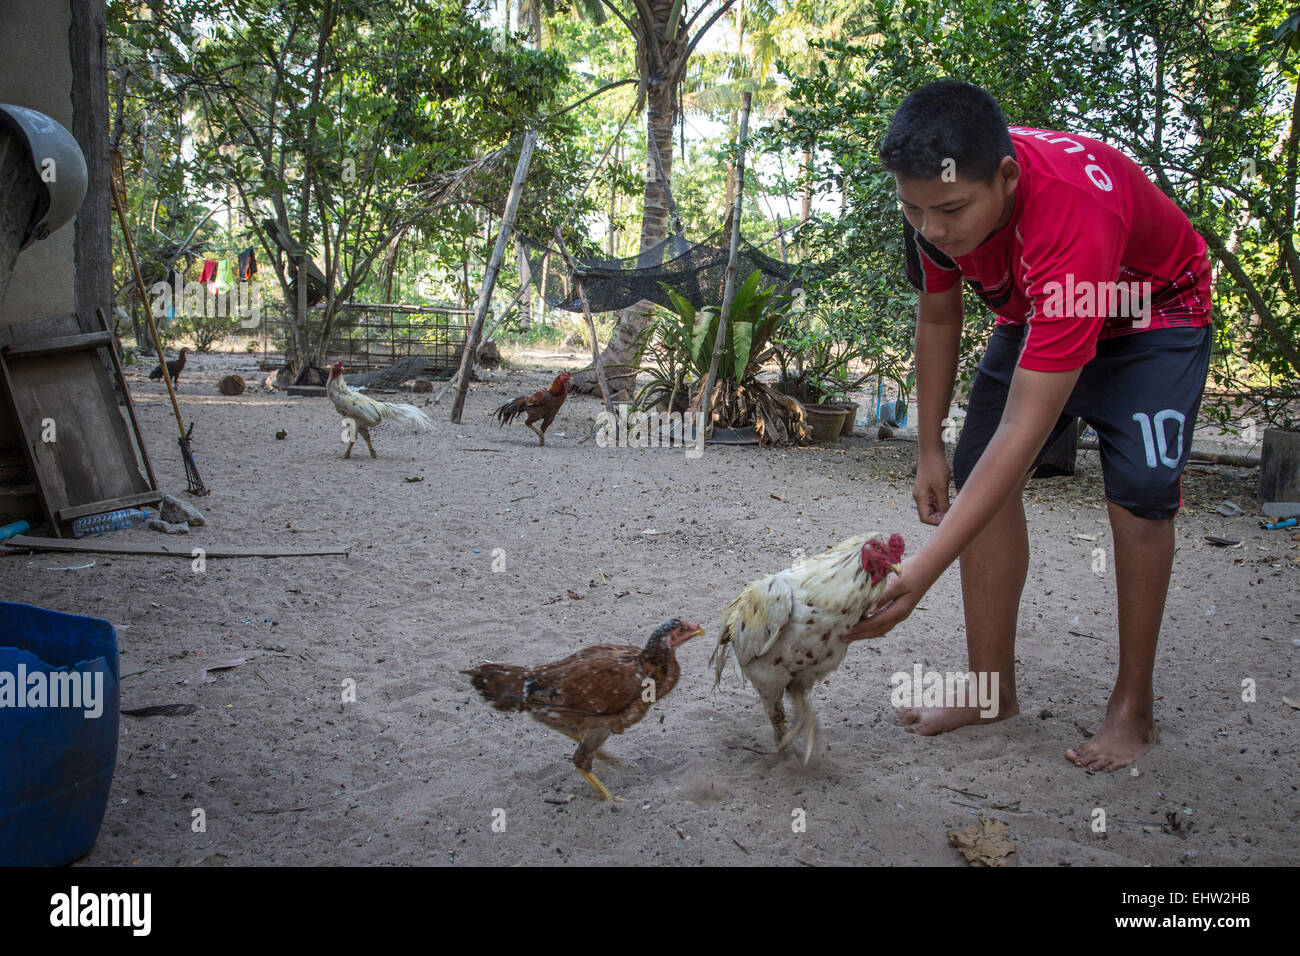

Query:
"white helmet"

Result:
[[0, 104, 88, 250]]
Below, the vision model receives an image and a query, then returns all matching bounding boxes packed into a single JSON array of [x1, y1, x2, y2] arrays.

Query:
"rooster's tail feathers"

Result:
[[708, 625, 737, 689], [778, 688, 819, 765], [492, 397, 525, 426], [461, 662, 530, 711], [377, 401, 434, 430]]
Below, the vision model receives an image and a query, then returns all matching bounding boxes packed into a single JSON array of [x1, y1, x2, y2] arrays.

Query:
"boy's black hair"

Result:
[[879, 80, 1015, 183]]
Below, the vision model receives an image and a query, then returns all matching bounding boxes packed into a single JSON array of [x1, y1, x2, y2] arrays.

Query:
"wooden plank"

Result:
[[4, 534, 351, 559], [0, 343, 152, 536], [2, 331, 113, 358], [96, 306, 157, 490], [0, 350, 57, 532], [451, 129, 536, 424], [56, 490, 163, 522]]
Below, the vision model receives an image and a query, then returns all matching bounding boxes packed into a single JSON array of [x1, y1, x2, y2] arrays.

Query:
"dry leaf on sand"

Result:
[[948, 816, 1017, 867]]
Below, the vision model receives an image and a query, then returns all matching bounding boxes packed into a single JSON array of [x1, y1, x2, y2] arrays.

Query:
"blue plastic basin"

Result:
[[0, 601, 119, 866]]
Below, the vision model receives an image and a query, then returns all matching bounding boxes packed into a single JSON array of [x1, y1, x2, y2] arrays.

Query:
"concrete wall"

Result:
[[0, 0, 78, 325]]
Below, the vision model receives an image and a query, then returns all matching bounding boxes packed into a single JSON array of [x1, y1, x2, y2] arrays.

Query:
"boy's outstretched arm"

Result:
[[914, 285, 964, 525], [845, 361, 1082, 640]]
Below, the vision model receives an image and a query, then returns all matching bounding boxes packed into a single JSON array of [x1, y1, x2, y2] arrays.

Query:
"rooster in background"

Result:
[[711, 532, 905, 763], [149, 347, 190, 389], [492, 370, 571, 446], [462, 618, 704, 800], [326, 361, 433, 458]]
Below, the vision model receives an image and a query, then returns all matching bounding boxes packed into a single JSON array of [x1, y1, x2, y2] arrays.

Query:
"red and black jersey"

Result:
[[903, 127, 1213, 372]]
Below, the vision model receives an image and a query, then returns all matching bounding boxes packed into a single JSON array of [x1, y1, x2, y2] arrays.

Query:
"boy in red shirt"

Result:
[[846, 80, 1213, 771]]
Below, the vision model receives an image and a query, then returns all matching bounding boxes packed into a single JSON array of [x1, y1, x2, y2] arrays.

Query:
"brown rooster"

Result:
[[462, 618, 704, 800], [148, 347, 190, 388], [492, 370, 571, 445]]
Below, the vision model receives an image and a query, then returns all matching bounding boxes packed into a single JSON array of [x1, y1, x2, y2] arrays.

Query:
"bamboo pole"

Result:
[[436, 101, 635, 408], [430, 277, 538, 406], [109, 149, 185, 441], [553, 231, 613, 414], [699, 92, 752, 439], [110, 147, 207, 495], [451, 129, 537, 423]]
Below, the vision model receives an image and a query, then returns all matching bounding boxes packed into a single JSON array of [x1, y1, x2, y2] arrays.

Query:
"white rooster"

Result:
[[711, 532, 905, 763], [326, 361, 434, 458]]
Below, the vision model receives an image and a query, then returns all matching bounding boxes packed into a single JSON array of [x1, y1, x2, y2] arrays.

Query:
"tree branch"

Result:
[[674, 0, 739, 87]]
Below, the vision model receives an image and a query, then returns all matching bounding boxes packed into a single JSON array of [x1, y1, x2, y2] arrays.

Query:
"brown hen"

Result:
[[462, 618, 704, 800]]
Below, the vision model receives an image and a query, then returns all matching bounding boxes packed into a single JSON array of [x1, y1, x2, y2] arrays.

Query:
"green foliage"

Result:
[[764, 0, 1298, 426], [108, 0, 580, 364], [171, 309, 240, 353], [634, 269, 792, 411]]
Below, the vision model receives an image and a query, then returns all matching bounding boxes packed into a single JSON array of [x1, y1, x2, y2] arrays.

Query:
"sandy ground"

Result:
[[2, 346, 1297, 867]]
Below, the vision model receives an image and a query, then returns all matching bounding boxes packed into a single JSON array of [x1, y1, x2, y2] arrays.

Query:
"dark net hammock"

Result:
[[519, 228, 797, 314]]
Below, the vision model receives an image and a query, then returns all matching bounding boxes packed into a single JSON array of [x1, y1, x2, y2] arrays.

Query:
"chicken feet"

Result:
[[344, 428, 377, 459], [572, 728, 624, 802]]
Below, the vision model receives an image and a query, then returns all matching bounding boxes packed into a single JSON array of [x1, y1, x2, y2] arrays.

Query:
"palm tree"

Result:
[[519, 0, 741, 398]]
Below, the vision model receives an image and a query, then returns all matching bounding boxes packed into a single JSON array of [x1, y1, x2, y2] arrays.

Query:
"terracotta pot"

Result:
[[827, 401, 859, 436], [802, 403, 847, 443], [775, 378, 811, 403]]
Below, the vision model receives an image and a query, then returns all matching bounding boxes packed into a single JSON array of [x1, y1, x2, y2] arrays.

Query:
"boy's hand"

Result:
[[914, 450, 952, 525], [842, 556, 934, 642]]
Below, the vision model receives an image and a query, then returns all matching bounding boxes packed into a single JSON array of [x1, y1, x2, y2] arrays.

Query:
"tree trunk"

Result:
[[71, 0, 112, 334], [571, 65, 678, 400], [380, 227, 404, 303], [800, 146, 812, 223]]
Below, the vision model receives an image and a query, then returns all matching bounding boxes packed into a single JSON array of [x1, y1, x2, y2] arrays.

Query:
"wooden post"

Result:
[[70, 0, 113, 332], [553, 232, 613, 415], [296, 251, 308, 369], [451, 129, 536, 424], [1257, 428, 1299, 499], [699, 92, 752, 438]]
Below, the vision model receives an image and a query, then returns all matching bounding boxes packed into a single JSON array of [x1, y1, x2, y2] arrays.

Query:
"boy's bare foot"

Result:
[[898, 699, 1019, 735], [1066, 706, 1157, 772]]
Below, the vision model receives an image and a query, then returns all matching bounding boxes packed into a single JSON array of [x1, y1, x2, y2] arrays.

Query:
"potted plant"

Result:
[[633, 271, 811, 444]]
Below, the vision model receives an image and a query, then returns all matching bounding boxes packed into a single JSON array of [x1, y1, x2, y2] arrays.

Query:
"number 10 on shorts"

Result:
[[1132, 410, 1186, 468]]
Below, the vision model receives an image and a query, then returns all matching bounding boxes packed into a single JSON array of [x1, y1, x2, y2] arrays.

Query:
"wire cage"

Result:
[[260, 303, 477, 375]]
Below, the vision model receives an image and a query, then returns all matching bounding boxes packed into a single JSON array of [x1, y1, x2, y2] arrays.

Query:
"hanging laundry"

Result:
[[199, 259, 218, 284], [215, 258, 234, 292], [237, 247, 257, 280]]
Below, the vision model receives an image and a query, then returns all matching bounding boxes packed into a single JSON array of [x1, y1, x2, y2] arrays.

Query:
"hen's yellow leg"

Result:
[[362, 430, 377, 458], [527, 422, 544, 446], [577, 768, 623, 802]]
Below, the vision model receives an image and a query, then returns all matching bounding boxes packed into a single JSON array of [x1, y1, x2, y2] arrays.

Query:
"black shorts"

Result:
[[952, 323, 1212, 520]]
